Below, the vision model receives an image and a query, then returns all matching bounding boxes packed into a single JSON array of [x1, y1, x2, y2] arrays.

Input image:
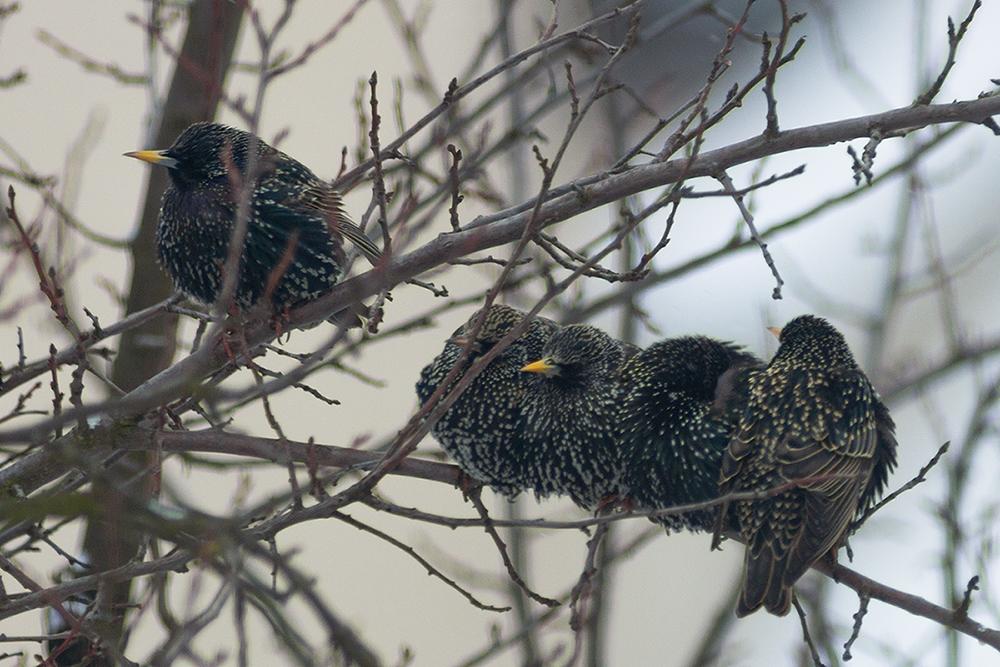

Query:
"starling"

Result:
[[416, 304, 559, 498], [716, 315, 898, 616], [617, 336, 763, 532], [126, 122, 380, 311], [518, 324, 634, 511]]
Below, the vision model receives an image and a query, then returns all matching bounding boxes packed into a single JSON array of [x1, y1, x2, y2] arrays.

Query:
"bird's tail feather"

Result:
[[738, 550, 793, 617], [337, 217, 382, 263]]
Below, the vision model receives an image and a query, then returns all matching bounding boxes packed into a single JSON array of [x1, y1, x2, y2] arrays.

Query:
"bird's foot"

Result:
[[457, 470, 484, 500], [269, 305, 292, 337], [595, 493, 623, 514], [822, 549, 841, 582]]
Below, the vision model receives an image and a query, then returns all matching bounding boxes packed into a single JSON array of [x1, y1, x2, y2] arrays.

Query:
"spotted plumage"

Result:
[[416, 305, 560, 498], [618, 336, 763, 532], [518, 324, 634, 511], [717, 315, 897, 616], [126, 122, 379, 310]]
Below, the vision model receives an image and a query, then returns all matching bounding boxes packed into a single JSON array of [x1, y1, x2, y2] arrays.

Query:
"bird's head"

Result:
[[125, 122, 271, 186], [770, 314, 856, 368], [521, 324, 620, 383], [448, 304, 526, 355], [639, 336, 762, 398]]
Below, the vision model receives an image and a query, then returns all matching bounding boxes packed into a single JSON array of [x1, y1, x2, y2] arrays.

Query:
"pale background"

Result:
[[1, 1, 998, 665]]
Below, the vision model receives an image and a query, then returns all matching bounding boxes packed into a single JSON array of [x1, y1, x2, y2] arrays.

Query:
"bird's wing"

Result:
[[712, 409, 758, 548], [858, 397, 898, 514], [772, 368, 878, 584], [718, 411, 758, 488], [290, 181, 382, 262]]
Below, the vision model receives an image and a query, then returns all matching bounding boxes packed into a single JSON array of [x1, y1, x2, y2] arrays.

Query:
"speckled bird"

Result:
[[126, 122, 380, 311], [618, 336, 763, 533], [518, 324, 635, 511], [716, 315, 897, 616], [416, 304, 560, 498]]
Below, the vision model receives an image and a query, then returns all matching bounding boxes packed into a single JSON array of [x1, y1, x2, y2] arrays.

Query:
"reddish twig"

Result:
[[5, 187, 82, 340], [467, 490, 560, 608]]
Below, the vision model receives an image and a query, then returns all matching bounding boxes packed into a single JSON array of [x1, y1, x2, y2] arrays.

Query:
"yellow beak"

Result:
[[124, 149, 178, 169], [767, 326, 782, 340], [521, 358, 558, 375]]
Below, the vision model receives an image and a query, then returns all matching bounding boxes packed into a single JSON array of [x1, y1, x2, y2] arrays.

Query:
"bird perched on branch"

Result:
[[416, 304, 559, 498], [618, 336, 763, 532], [126, 122, 380, 311], [518, 324, 635, 511], [715, 315, 897, 617]]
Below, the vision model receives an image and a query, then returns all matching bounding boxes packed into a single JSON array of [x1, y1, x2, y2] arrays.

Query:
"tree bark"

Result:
[[80, 0, 244, 657]]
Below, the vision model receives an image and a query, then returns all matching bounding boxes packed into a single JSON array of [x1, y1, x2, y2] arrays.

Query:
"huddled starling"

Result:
[[126, 122, 380, 311], [416, 304, 559, 498], [716, 314, 898, 616], [617, 336, 763, 532], [518, 324, 634, 511]]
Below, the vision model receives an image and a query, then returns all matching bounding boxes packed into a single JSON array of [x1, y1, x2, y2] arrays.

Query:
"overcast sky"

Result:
[[2, 1, 999, 665]]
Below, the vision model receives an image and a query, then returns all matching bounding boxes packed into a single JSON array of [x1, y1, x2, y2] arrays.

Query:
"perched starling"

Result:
[[618, 336, 763, 532], [416, 304, 560, 498], [126, 122, 380, 311], [717, 315, 898, 616], [518, 324, 634, 511]]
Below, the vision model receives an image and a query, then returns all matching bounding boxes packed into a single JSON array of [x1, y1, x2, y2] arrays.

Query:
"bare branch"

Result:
[[332, 509, 510, 613], [467, 490, 560, 608], [715, 170, 785, 299], [914, 0, 982, 105]]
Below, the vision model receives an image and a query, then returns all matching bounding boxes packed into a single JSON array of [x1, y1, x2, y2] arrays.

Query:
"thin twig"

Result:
[[332, 509, 510, 613], [914, 1, 982, 106], [842, 589, 870, 660], [447, 144, 464, 231], [852, 441, 950, 531], [467, 490, 560, 608], [6, 187, 83, 339], [793, 595, 827, 667], [715, 169, 785, 299]]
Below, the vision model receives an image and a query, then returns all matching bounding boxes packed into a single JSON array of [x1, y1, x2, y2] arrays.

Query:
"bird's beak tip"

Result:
[[767, 326, 782, 340], [125, 149, 176, 168], [521, 359, 555, 375]]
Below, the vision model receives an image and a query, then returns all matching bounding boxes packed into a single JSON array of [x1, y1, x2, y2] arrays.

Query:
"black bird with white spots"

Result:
[[518, 324, 635, 511], [126, 122, 379, 311], [716, 315, 898, 616], [618, 336, 763, 532], [416, 305, 559, 498]]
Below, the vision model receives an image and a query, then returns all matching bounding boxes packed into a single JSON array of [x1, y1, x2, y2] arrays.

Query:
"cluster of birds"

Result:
[[417, 305, 898, 616], [126, 123, 898, 618]]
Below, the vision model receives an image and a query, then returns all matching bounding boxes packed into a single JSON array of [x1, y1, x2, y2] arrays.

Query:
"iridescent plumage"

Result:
[[717, 315, 897, 616], [416, 305, 559, 498], [126, 122, 379, 310], [618, 336, 763, 532], [518, 325, 635, 511]]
